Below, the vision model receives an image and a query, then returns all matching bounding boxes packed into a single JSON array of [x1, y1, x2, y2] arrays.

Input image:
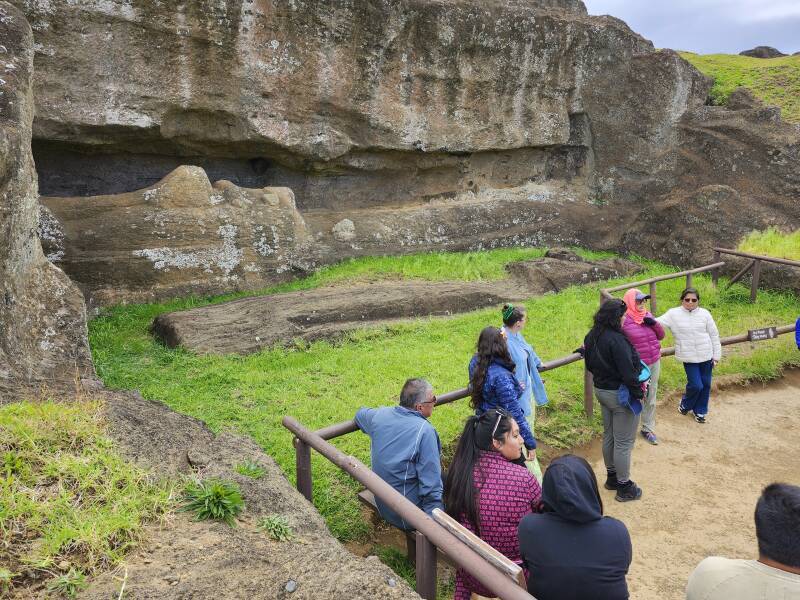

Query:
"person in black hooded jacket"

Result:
[[584, 298, 645, 502], [518, 454, 632, 600]]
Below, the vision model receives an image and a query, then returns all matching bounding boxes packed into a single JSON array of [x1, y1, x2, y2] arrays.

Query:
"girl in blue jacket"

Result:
[[501, 304, 548, 480], [469, 326, 538, 468]]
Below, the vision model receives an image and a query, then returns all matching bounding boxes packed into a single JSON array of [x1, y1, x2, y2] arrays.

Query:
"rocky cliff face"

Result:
[[0, 2, 92, 394], [9, 0, 800, 303]]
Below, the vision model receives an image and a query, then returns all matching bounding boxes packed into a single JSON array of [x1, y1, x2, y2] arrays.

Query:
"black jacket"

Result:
[[518, 455, 632, 600], [584, 328, 644, 399]]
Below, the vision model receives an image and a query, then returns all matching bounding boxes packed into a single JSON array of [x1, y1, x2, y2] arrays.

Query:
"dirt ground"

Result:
[[587, 368, 800, 600]]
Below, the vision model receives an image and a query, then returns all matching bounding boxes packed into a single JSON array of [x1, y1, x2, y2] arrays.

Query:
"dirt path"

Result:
[[586, 369, 800, 600]]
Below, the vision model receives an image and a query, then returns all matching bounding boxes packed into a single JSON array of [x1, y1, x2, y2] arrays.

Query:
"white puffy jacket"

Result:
[[657, 306, 721, 363]]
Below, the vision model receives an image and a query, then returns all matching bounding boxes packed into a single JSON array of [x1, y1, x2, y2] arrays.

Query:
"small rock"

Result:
[[387, 577, 397, 587], [332, 219, 356, 242], [285, 579, 297, 593], [164, 574, 179, 584], [57, 560, 70, 570], [187, 447, 212, 468]]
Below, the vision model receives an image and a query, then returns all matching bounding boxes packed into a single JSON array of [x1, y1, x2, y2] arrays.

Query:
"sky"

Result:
[[581, 0, 800, 55]]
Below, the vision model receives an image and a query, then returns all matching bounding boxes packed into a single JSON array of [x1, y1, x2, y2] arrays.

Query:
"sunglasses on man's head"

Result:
[[683, 298, 699, 303]]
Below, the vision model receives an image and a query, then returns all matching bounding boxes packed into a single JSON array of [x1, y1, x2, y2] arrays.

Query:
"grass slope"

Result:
[[680, 52, 800, 123], [0, 400, 172, 595], [88, 249, 800, 541], [738, 227, 800, 260]]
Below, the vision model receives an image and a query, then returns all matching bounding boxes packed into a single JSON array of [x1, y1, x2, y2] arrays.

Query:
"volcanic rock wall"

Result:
[[8, 0, 800, 302], [0, 2, 92, 395]]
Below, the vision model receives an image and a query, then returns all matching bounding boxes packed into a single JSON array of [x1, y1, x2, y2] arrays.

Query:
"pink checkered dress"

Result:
[[453, 451, 541, 600]]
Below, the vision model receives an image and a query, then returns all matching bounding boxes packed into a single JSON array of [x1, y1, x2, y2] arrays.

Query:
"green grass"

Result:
[[257, 515, 294, 541], [680, 52, 800, 123], [87, 248, 800, 542], [0, 400, 172, 594], [738, 227, 800, 260]]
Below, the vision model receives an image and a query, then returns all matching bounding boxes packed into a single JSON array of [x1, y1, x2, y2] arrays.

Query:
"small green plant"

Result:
[[2, 450, 25, 478], [181, 479, 244, 526], [257, 514, 294, 541], [46, 568, 87, 598], [0, 567, 17, 592], [235, 459, 266, 479]]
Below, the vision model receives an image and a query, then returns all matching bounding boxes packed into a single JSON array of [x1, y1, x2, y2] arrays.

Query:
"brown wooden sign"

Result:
[[749, 327, 778, 342]]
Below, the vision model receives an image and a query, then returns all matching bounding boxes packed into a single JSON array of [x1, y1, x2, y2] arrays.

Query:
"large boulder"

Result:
[[0, 3, 92, 395], [40, 167, 314, 306], [739, 46, 786, 58]]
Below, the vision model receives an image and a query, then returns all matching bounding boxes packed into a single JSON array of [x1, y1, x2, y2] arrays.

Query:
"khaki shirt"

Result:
[[686, 557, 800, 600]]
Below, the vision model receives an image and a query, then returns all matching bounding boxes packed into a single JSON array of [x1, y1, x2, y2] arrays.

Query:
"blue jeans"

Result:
[[681, 360, 714, 416]]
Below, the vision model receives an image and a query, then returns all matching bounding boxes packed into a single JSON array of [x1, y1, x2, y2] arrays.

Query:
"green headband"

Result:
[[502, 305, 515, 321]]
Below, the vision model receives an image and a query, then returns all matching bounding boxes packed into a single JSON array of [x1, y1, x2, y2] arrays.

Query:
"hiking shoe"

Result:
[[641, 430, 659, 445], [604, 472, 619, 491], [695, 415, 706, 424], [678, 405, 689, 416], [615, 481, 643, 502]]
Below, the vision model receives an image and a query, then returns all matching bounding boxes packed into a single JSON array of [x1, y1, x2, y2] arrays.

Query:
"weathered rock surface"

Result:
[[151, 253, 642, 355], [739, 46, 786, 58], [0, 3, 92, 395], [40, 166, 314, 306], [81, 390, 420, 600]]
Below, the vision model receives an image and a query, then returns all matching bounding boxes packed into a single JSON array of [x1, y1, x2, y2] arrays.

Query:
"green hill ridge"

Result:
[[680, 52, 800, 123]]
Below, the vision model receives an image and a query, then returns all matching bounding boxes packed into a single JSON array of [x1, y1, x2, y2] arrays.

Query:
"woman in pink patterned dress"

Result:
[[444, 408, 542, 599]]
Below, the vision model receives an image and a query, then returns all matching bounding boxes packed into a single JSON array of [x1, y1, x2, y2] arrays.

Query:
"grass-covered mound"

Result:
[[680, 52, 800, 123], [738, 227, 800, 260], [88, 248, 800, 541], [0, 400, 172, 597]]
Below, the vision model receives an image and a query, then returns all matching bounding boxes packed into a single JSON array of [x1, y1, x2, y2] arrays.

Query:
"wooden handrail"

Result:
[[713, 248, 800, 268], [603, 262, 725, 292]]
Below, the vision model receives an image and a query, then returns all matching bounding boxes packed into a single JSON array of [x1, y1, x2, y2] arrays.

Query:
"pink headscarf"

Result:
[[623, 288, 647, 325]]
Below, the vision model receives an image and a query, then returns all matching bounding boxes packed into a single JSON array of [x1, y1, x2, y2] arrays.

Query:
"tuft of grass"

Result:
[[235, 459, 266, 479], [0, 400, 172, 595], [738, 227, 800, 260], [87, 248, 800, 542], [0, 567, 17, 593], [46, 568, 87, 599], [680, 52, 800, 122], [180, 479, 244, 526], [257, 514, 293, 541]]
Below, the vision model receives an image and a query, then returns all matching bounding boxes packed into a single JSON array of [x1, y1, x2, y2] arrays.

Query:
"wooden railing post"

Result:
[[686, 272, 693, 289], [649, 281, 657, 315], [750, 259, 762, 303], [415, 532, 437, 600], [583, 366, 594, 418], [711, 250, 721, 287], [294, 438, 313, 502]]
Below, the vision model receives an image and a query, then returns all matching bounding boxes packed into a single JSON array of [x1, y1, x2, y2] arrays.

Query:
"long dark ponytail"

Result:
[[444, 409, 514, 535], [470, 327, 514, 410]]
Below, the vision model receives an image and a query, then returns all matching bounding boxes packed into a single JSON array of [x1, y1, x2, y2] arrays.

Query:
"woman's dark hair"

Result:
[[501, 303, 526, 327], [541, 454, 604, 516], [585, 298, 626, 348], [680, 287, 700, 301], [470, 327, 515, 410], [444, 410, 514, 535]]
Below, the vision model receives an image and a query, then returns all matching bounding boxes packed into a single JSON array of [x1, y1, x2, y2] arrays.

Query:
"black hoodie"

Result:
[[518, 455, 632, 600]]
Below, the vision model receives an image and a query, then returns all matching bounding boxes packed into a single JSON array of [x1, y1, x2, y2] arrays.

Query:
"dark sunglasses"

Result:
[[683, 298, 699, 303]]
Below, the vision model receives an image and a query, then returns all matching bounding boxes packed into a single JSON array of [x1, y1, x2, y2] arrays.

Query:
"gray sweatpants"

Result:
[[640, 359, 661, 434], [595, 386, 640, 482]]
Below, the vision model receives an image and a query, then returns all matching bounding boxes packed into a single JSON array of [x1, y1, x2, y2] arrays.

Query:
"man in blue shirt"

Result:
[[354, 378, 443, 529]]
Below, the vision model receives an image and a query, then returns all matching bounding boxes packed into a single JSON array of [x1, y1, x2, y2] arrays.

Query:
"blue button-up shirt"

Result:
[[354, 406, 443, 530]]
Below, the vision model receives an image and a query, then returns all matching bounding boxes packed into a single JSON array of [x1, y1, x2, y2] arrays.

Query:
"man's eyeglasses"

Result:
[[683, 298, 699, 303], [420, 395, 437, 405]]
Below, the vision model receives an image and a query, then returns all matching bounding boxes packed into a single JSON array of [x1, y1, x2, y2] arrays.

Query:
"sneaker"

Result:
[[604, 472, 619, 491], [678, 405, 689, 416], [695, 415, 706, 424], [615, 480, 643, 502], [641, 430, 659, 445]]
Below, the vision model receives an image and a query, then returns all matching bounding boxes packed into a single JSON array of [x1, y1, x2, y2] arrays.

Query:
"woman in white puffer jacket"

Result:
[[657, 287, 721, 423]]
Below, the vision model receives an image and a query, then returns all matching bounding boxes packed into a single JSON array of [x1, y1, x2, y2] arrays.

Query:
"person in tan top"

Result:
[[686, 483, 800, 600]]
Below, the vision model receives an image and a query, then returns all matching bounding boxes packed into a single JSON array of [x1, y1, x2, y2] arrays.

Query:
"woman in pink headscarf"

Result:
[[621, 289, 665, 445]]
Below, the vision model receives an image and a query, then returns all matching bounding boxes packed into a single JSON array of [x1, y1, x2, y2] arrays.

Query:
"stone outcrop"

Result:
[[41, 166, 314, 306], [0, 2, 92, 395], [151, 252, 642, 354], [739, 46, 786, 58]]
